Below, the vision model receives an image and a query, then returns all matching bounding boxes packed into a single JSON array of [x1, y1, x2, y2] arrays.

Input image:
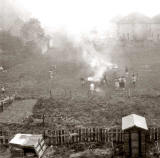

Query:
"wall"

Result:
[[117, 24, 134, 40], [117, 23, 151, 41], [150, 24, 160, 41]]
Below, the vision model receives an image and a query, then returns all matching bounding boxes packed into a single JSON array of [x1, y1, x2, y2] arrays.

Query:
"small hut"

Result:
[[9, 133, 47, 158], [122, 114, 148, 158]]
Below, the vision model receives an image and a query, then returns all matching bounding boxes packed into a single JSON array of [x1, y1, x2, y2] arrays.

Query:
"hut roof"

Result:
[[9, 133, 43, 148], [9, 133, 47, 158], [117, 13, 151, 24], [122, 114, 148, 131]]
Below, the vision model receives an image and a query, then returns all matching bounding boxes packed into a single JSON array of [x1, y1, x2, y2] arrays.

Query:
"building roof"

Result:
[[110, 16, 123, 23], [122, 114, 148, 131], [9, 133, 43, 148], [117, 13, 151, 24], [9, 133, 47, 158]]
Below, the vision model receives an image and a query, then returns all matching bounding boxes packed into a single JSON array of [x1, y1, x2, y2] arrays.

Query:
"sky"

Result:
[[14, 0, 160, 35]]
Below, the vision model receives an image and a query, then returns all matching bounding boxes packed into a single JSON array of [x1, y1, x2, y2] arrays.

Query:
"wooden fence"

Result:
[[1, 127, 160, 146], [0, 128, 9, 145], [44, 127, 160, 146], [0, 95, 15, 112], [44, 128, 123, 146], [149, 127, 160, 141]]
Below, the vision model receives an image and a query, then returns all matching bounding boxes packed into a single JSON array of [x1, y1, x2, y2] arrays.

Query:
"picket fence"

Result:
[[0, 127, 160, 146], [44, 127, 160, 146], [44, 128, 123, 146], [0, 128, 9, 145]]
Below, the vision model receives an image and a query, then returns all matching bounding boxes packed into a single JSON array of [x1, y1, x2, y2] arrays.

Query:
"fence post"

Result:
[[93, 128, 95, 142], [50, 131, 52, 146], [102, 128, 105, 143], [87, 128, 89, 142], [95, 128, 97, 142], [104, 129, 107, 143], [43, 130, 45, 139], [154, 128, 156, 141], [108, 129, 110, 142], [50, 89, 52, 98], [76, 129, 79, 143], [59, 130, 62, 145], [121, 130, 123, 142], [2, 102, 3, 112], [84, 128, 87, 142], [100, 128, 102, 142], [118, 129, 120, 143], [88, 128, 91, 142], [42, 114, 45, 127], [149, 128, 152, 141], [70, 90, 72, 99], [116, 128, 118, 143], [55, 130, 58, 146], [79, 128, 81, 142], [97, 128, 99, 142], [62, 130, 64, 145]]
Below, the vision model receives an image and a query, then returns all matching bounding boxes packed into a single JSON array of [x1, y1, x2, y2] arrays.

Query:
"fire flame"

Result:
[[83, 50, 114, 82]]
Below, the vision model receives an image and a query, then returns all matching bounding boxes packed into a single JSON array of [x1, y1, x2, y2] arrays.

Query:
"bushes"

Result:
[[32, 94, 160, 130]]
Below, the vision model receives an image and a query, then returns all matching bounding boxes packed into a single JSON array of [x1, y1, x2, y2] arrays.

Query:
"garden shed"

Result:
[[9, 133, 47, 158], [122, 114, 148, 158]]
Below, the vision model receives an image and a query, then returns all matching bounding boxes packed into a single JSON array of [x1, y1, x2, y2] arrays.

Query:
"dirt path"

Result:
[[0, 99, 37, 124]]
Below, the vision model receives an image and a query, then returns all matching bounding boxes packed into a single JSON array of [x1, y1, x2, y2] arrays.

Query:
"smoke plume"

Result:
[[81, 40, 114, 82]]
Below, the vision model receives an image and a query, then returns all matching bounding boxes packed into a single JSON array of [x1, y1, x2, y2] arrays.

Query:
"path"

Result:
[[0, 99, 37, 124]]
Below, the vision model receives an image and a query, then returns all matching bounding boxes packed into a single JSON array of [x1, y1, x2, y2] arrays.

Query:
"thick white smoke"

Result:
[[81, 41, 114, 82]]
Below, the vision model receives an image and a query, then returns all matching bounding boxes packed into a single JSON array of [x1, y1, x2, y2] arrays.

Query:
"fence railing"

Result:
[[1, 127, 160, 146], [0, 128, 10, 145], [149, 127, 160, 141], [44, 127, 160, 146], [44, 128, 123, 146]]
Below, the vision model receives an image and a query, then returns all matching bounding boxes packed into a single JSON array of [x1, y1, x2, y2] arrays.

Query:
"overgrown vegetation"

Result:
[[32, 93, 160, 130]]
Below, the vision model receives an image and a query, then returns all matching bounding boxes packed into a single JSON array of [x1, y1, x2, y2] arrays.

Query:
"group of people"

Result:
[[115, 77, 126, 90], [114, 72, 137, 90], [80, 66, 138, 94], [80, 77, 95, 94], [49, 65, 56, 79]]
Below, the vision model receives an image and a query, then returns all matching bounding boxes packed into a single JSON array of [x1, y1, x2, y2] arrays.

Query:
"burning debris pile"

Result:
[[80, 41, 118, 94], [82, 44, 117, 82]]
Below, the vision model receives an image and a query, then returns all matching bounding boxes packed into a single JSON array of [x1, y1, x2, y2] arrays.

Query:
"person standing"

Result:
[[1, 86, 5, 94], [132, 73, 137, 88], [101, 73, 109, 86], [122, 76, 126, 90], [119, 77, 123, 89], [90, 83, 95, 94], [80, 77, 85, 87], [115, 79, 119, 90], [125, 66, 129, 77]]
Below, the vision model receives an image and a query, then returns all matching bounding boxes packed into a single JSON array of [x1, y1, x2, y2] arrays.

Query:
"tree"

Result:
[[21, 18, 49, 54], [21, 18, 45, 42], [0, 31, 24, 55]]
